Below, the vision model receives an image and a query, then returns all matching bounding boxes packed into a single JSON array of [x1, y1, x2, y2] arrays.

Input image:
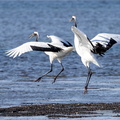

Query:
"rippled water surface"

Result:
[[0, 0, 120, 119]]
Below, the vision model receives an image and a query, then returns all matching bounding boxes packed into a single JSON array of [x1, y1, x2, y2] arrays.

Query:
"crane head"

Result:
[[70, 16, 77, 27], [69, 15, 76, 22], [29, 31, 39, 42]]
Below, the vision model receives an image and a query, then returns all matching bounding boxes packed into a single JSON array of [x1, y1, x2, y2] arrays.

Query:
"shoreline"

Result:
[[0, 102, 120, 118]]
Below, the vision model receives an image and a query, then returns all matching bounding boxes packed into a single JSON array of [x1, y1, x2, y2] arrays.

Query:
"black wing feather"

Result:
[[31, 44, 63, 52], [61, 41, 73, 47]]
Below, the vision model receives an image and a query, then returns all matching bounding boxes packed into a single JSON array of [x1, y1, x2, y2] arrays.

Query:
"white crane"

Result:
[[6, 31, 74, 83], [71, 26, 101, 94], [70, 15, 117, 56], [70, 16, 101, 93]]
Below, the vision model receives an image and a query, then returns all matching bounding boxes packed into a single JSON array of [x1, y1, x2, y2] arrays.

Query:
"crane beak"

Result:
[[29, 33, 35, 39], [69, 18, 74, 22]]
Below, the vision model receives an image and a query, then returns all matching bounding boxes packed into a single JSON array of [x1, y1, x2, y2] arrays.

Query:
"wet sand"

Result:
[[0, 103, 120, 118]]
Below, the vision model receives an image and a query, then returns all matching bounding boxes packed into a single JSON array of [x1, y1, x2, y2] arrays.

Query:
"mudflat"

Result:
[[0, 103, 120, 118]]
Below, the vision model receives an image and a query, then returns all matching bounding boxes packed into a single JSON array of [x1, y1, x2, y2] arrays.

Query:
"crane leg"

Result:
[[52, 62, 64, 84], [34, 64, 53, 82], [84, 67, 92, 94]]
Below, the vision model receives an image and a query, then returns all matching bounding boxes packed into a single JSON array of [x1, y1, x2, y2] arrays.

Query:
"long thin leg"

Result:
[[84, 67, 92, 94], [34, 64, 53, 82], [52, 62, 64, 84]]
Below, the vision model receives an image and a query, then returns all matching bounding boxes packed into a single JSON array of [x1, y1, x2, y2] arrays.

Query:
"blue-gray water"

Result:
[[0, 0, 120, 119]]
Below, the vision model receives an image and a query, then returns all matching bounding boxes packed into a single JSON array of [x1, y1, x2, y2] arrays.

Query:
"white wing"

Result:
[[71, 26, 94, 51], [47, 35, 72, 47], [91, 33, 120, 47], [6, 42, 49, 58]]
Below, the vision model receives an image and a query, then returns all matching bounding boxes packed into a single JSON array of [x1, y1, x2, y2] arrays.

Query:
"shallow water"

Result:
[[0, 116, 120, 120], [0, 0, 120, 119]]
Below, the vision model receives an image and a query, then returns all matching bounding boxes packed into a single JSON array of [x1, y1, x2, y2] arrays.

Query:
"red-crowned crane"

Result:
[[70, 15, 118, 93], [6, 31, 74, 83]]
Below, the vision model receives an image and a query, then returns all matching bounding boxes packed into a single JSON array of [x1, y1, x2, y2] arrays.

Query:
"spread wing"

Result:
[[71, 26, 94, 51], [6, 42, 62, 58], [91, 33, 119, 47], [47, 35, 72, 47]]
